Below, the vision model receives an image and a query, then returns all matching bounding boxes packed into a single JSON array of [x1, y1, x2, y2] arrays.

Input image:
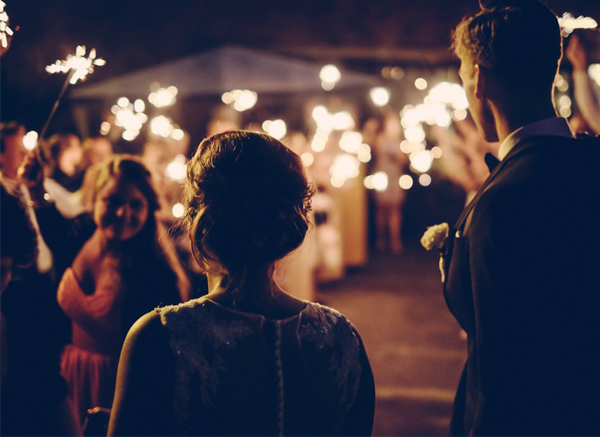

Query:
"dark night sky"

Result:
[[2, 0, 599, 133]]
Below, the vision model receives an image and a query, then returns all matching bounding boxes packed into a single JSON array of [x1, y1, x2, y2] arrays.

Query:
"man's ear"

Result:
[[474, 64, 485, 99], [474, 64, 499, 100]]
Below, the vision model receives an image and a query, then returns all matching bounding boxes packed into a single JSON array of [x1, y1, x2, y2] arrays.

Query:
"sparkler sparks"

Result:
[[46, 45, 106, 84], [558, 13, 598, 36], [0, 1, 14, 49]]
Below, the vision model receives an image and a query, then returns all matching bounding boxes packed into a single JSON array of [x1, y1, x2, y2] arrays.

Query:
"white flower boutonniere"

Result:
[[420, 222, 450, 283], [420, 222, 449, 251]]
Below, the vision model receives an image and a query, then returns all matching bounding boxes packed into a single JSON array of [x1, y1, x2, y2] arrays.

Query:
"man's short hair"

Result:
[[452, 0, 562, 96]]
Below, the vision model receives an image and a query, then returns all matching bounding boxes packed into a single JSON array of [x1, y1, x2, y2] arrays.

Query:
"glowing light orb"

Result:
[[23, 131, 39, 151], [399, 174, 414, 189], [148, 86, 178, 108], [404, 125, 426, 143], [172, 203, 185, 218], [419, 174, 432, 186], [372, 171, 388, 192], [415, 78, 428, 90], [312, 107, 334, 132], [332, 111, 355, 131], [559, 95, 572, 108], [330, 175, 345, 188], [262, 119, 287, 139], [100, 122, 111, 135], [339, 131, 363, 154], [150, 115, 174, 138], [166, 155, 187, 183], [453, 108, 468, 121], [410, 150, 433, 173], [300, 152, 314, 167], [357, 144, 372, 163], [171, 129, 185, 141], [555, 74, 569, 92], [311, 133, 328, 152], [431, 146, 443, 159], [330, 154, 360, 184], [559, 106, 572, 117], [370, 87, 391, 107], [223, 89, 257, 112], [320, 64, 341, 89]]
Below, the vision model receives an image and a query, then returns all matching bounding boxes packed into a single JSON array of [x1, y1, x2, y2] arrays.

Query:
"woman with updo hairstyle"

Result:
[[109, 131, 375, 436]]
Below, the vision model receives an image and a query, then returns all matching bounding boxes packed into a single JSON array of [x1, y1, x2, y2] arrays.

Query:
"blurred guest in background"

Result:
[[108, 131, 375, 436], [81, 136, 114, 168], [369, 114, 408, 253], [1, 183, 80, 436], [565, 33, 600, 135], [41, 132, 85, 192]]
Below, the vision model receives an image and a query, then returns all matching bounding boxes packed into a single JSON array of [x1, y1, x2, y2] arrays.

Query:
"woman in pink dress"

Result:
[[108, 131, 375, 436], [57, 156, 189, 427]]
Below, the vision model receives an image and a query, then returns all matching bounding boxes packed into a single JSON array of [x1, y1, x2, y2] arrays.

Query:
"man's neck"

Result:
[[493, 102, 557, 143]]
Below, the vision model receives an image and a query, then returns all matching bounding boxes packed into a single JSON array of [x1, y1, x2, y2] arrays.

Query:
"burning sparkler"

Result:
[[0, 1, 15, 49], [39, 46, 105, 142], [45, 45, 106, 84], [558, 12, 598, 37]]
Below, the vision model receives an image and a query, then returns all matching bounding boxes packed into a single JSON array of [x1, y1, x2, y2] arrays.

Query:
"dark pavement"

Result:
[[317, 247, 466, 436]]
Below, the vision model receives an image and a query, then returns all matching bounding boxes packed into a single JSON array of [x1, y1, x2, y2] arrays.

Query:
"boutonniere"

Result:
[[420, 222, 449, 282]]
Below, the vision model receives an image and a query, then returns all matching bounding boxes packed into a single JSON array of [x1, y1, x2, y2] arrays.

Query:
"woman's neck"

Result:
[[204, 270, 305, 317]]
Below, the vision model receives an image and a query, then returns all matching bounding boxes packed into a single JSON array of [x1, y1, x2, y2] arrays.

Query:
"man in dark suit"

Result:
[[444, 1, 600, 435]]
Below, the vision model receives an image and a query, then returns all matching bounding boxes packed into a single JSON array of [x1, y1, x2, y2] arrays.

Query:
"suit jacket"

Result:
[[443, 134, 600, 436]]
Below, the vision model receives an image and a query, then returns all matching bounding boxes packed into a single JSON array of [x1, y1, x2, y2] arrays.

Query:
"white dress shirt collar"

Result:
[[498, 117, 573, 160]]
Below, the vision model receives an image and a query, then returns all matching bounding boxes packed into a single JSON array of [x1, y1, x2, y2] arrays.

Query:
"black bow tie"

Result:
[[484, 152, 500, 172]]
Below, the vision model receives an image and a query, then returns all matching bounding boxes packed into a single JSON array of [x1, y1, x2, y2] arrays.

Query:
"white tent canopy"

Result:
[[70, 45, 378, 100]]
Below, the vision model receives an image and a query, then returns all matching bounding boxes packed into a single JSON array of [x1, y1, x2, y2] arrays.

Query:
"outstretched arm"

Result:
[[566, 35, 600, 134]]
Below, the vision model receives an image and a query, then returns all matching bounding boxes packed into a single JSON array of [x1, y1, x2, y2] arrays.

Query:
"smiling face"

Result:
[[94, 176, 149, 241]]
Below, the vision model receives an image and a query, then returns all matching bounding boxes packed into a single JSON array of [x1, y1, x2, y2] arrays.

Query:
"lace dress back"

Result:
[[158, 299, 364, 436]]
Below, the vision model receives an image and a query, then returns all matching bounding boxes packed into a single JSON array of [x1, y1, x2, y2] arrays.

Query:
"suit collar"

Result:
[[498, 117, 573, 160]]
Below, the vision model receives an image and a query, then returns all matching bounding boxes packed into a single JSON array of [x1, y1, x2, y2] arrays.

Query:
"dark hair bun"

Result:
[[184, 131, 312, 270]]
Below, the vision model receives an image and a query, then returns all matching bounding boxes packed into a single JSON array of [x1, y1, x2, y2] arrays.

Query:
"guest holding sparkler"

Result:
[[108, 131, 375, 436]]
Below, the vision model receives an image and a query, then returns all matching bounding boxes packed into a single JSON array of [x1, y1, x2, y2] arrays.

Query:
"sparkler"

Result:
[[39, 46, 105, 143], [558, 13, 599, 37], [0, 1, 15, 49]]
